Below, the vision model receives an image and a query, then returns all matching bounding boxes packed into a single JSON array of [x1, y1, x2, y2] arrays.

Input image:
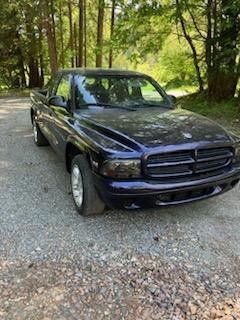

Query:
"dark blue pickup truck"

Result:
[[30, 68, 240, 216]]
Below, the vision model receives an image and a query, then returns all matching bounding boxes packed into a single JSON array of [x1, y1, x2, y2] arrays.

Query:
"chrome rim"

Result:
[[71, 164, 83, 207], [33, 120, 38, 142]]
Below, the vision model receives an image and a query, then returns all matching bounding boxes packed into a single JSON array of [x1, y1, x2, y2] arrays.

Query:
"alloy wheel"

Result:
[[71, 164, 84, 207]]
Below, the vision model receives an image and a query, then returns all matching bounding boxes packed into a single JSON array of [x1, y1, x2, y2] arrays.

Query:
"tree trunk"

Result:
[[68, 0, 74, 67], [78, 0, 84, 67], [96, 0, 104, 67], [28, 58, 40, 88], [74, 22, 78, 67], [39, 56, 44, 87], [59, 0, 65, 68], [16, 31, 26, 87], [176, 0, 204, 93], [19, 58, 27, 88], [45, 20, 58, 73], [84, 0, 87, 67], [44, 0, 58, 74], [207, 0, 239, 101], [24, 7, 40, 87], [50, 0, 57, 48], [205, 0, 212, 85], [38, 26, 44, 87], [108, 0, 115, 68]]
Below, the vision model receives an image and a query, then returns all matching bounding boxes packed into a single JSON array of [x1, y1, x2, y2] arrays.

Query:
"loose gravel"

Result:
[[0, 97, 240, 319]]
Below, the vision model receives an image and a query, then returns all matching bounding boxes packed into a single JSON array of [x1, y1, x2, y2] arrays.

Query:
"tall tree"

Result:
[[78, 0, 84, 67], [96, 0, 105, 67], [175, 0, 240, 100], [207, 0, 240, 100], [15, 29, 26, 87], [44, 0, 58, 74], [50, 0, 57, 48], [68, 0, 74, 67], [74, 22, 78, 67], [59, 0, 65, 68], [175, 0, 204, 92], [84, 0, 87, 67], [24, 2, 41, 87], [109, 0, 116, 68], [38, 24, 44, 87]]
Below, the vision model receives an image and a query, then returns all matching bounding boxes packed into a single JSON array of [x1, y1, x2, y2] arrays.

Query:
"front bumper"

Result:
[[94, 167, 240, 209]]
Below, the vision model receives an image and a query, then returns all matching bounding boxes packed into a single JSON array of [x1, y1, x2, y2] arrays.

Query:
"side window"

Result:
[[140, 82, 164, 103], [56, 74, 71, 102]]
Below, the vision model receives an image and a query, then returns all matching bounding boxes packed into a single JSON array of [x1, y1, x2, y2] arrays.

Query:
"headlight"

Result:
[[100, 159, 141, 178]]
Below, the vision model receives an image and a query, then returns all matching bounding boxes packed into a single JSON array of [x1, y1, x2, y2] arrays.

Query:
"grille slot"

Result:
[[145, 147, 233, 180], [156, 187, 215, 203]]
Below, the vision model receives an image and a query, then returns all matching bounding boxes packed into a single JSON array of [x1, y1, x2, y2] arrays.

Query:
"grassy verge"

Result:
[[0, 88, 31, 98], [178, 94, 240, 136], [166, 85, 197, 97]]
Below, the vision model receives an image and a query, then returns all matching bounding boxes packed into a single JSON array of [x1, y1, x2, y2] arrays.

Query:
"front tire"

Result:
[[71, 155, 105, 216], [32, 118, 48, 146]]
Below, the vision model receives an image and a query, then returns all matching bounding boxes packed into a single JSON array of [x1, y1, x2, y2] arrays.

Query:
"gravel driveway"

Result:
[[0, 97, 240, 319]]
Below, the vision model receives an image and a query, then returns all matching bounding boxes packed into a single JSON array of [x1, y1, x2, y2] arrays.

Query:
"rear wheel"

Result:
[[71, 155, 105, 216], [32, 118, 48, 146]]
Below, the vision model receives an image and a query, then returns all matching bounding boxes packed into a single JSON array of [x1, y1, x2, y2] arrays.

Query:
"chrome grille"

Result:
[[145, 147, 233, 180]]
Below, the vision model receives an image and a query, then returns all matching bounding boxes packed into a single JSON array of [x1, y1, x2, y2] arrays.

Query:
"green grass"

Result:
[[0, 88, 31, 98], [178, 94, 240, 136], [165, 85, 197, 94]]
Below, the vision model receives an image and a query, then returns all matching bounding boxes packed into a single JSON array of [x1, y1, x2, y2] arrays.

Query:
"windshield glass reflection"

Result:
[[74, 75, 170, 110]]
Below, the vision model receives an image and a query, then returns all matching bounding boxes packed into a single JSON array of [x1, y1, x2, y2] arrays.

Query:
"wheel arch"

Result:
[[65, 137, 91, 173]]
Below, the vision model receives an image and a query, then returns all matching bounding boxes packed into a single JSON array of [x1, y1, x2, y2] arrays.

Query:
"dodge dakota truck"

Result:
[[30, 68, 240, 216]]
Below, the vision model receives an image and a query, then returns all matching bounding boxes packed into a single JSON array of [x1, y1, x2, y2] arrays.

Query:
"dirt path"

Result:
[[0, 97, 240, 319]]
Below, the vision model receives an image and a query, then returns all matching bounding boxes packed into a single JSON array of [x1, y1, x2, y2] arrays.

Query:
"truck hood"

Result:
[[79, 108, 234, 148]]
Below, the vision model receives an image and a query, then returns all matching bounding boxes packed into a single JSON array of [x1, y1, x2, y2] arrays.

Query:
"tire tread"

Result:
[[71, 155, 105, 216]]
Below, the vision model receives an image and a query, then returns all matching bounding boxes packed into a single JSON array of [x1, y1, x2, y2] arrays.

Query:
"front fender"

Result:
[[65, 133, 103, 173]]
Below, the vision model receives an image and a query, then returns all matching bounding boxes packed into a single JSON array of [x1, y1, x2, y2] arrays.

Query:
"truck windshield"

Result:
[[74, 75, 171, 110]]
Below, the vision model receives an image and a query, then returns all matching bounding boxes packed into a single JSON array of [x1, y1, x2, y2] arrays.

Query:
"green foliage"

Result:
[[0, 88, 31, 98], [113, 0, 172, 62], [157, 35, 196, 88], [0, 0, 239, 103], [180, 94, 240, 134], [0, 0, 21, 87]]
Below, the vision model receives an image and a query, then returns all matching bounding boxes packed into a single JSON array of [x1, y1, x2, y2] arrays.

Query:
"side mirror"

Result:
[[48, 95, 67, 108], [168, 95, 177, 104]]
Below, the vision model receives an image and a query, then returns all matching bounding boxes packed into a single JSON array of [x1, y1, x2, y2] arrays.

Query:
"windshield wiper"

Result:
[[79, 102, 136, 111]]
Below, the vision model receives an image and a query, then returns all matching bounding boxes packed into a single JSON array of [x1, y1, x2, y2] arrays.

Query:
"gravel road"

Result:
[[0, 97, 240, 319]]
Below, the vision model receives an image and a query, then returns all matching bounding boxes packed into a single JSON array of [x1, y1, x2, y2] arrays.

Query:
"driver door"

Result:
[[48, 73, 73, 157]]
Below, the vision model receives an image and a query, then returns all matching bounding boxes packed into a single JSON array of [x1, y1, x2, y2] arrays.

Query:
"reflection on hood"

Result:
[[79, 108, 232, 148]]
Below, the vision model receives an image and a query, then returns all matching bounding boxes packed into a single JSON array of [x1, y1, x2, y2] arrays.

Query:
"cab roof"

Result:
[[58, 68, 148, 77]]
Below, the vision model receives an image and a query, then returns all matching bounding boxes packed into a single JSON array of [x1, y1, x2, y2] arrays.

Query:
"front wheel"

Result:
[[71, 155, 105, 216]]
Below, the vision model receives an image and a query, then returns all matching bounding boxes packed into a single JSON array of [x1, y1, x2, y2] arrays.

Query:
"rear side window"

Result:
[[56, 74, 71, 102]]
